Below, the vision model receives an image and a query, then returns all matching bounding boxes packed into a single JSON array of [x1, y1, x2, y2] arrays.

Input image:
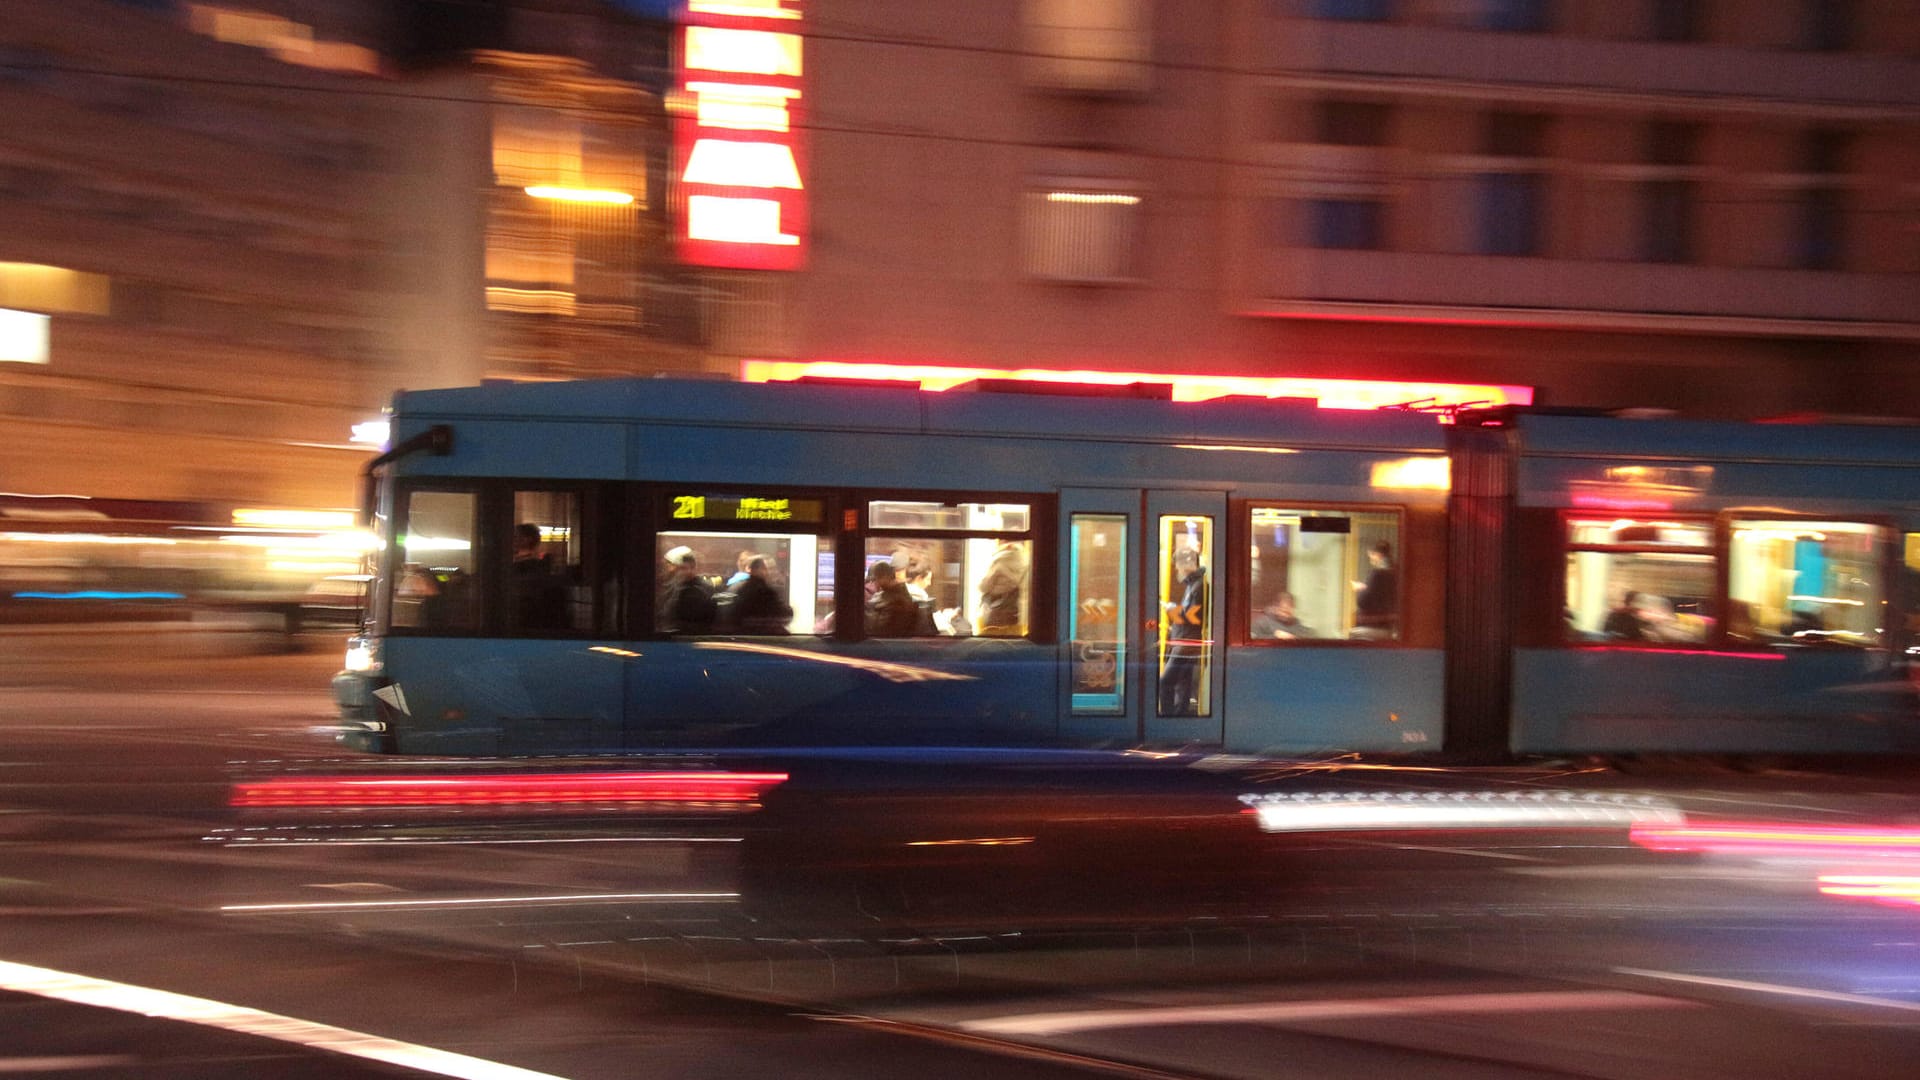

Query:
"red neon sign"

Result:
[[674, 0, 807, 270]]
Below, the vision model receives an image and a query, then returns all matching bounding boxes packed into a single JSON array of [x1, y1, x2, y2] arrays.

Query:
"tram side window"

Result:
[[1562, 517, 1713, 645], [1727, 520, 1885, 647], [508, 490, 589, 635], [655, 532, 826, 636], [1247, 507, 1401, 641], [394, 490, 478, 633], [867, 499, 1033, 638]]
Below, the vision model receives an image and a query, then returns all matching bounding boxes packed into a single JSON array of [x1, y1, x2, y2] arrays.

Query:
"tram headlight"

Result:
[[343, 635, 382, 675]]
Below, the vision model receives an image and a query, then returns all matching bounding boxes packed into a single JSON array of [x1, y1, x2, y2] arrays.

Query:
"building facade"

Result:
[[739, 0, 1919, 416]]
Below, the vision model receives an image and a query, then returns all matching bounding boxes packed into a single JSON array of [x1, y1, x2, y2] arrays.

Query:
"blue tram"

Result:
[[331, 377, 1917, 758]]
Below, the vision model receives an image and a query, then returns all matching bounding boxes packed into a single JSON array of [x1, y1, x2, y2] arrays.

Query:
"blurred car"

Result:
[[299, 574, 370, 629]]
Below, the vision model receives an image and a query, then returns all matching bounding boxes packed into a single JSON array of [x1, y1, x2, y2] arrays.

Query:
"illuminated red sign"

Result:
[[674, 0, 806, 270]]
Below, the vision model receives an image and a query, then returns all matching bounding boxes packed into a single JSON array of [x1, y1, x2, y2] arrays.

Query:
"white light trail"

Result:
[[0, 959, 572, 1080]]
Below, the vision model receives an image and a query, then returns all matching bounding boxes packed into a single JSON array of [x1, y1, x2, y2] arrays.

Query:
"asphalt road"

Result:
[[2, 643, 1919, 1078]]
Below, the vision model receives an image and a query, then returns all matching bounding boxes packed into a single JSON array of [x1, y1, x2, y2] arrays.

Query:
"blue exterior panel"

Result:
[[1512, 648, 1917, 754], [1223, 647, 1445, 753]]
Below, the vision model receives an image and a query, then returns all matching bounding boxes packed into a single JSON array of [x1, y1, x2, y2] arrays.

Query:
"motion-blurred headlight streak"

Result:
[[1631, 822, 1920, 857], [1817, 874, 1920, 909], [230, 771, 789, 809], [1242, 791, 1684, 833]]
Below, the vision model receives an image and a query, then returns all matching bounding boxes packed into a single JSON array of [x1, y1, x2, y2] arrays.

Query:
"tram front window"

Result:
[[394, 490, 478, 633]]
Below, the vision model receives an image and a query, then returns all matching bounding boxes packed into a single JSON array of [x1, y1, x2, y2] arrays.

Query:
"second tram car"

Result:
[[332, 377, 1918, 758]]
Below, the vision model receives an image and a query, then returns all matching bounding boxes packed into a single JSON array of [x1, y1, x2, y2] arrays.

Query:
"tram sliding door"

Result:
[[1058, 490, 1138, 745], [1145, 492, 1227, 746]]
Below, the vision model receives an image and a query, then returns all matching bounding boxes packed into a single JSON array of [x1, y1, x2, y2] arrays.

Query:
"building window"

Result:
[[1023, 0, 1152, 94], [1563, 517, 1714, 646], [1477, 173, 1543, 256], [1796, 187, 1844, 270], [1308, 198, 1386, 250], [1794, 128, 1848, 271], [1803, 0, 1854, 51], [1648, 0, 1704, 42], [1483, 0, 1553, 33], [1641, 180, 1695, 264], [1483, 111, 1551, 158], [1313, 0, 1394, 20], [1023, 189, 1143, 282], [1313, 100, 1393, 146], [1645, 120, 1700, 167], [1640, 122, 1700, 264]]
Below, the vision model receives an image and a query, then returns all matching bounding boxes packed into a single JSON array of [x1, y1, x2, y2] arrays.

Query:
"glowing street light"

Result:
[[523, 185, 636, 206]]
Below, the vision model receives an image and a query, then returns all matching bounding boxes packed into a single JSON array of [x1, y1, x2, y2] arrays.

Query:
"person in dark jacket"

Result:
[[731, 555, 792, 634], [1353, 541, 1398, 633], [509, 523, 569, 631], [657, 545, 715, 634], [977, 540, 1028, 636], [1603, 590, 1646, 641], [864, 561, 918, 638], [1158, 546, 1208, 715]]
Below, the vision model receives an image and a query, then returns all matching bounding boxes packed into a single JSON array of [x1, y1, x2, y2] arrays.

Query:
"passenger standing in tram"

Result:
[[509, 523, 568, 630], [1352, 541, 1398, 636], [732, 554, 793, 634], [864, 561, 918, 637], [1159, 546, 1208, 715], [977, 539, 1028, 636], [657, 545, 716, 634]]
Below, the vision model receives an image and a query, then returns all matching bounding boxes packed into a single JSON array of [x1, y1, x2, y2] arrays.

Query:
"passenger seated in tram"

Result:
[[657, 546, 716, 635], [1251, 590, 1316, 640], [731, 554, 793, 634], [1603, 590, 1647, 641], [864, 561, 918, 638]]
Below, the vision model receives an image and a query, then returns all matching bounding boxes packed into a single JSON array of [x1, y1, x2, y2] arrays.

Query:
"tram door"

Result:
[[1145, 491, 1226, 746], [1057, 489, 1226, 746]]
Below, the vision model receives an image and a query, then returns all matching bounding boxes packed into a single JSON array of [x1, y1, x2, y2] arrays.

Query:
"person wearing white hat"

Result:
[[657, 545, 715, 634]]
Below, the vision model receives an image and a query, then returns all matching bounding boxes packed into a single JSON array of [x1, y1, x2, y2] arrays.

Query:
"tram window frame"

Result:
[[859, 490, 1053, 643], [1236, 502, 1407, 646], [1724, 513, 1893, 650], [643, 484, 839, 638], [495, 480, 617, 640], [387, 481, 486, 638], [1559, 512, 1717, 649]]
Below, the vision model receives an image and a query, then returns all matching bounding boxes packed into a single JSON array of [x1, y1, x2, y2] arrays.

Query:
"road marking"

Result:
[[0, 959, 570, 1080], [961, 989, 1695, 1036], [1615, 967, 1920, 1014], [0, 1057, 136, 1073], [222, 891, 739, 912]]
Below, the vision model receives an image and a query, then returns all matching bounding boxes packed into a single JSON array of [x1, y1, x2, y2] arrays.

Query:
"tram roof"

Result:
[[1490, 408, 1920, 467], [394, 377, 1451, 452]]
